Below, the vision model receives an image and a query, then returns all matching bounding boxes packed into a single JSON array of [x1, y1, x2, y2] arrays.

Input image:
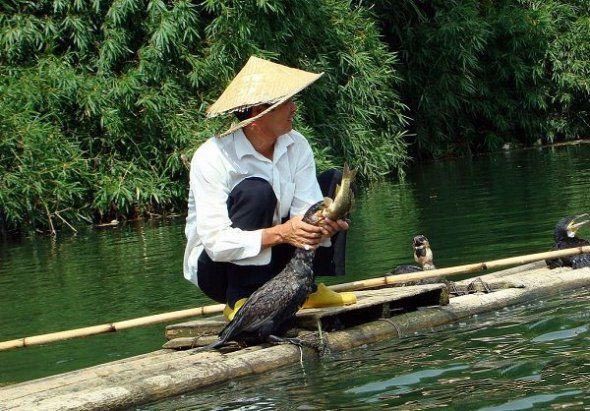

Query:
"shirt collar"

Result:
[[234, 129, 256, 160], [234, 129, 294, 161], [274, 132, 294, 161]]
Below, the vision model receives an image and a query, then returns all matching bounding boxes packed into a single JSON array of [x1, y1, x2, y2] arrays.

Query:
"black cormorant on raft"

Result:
[[546, 214, 590, 269], [195, 165, 356, 351], [390, 234, 453, 288], [201, 201, 325, 350], [390, 235, 514, 295], [392, 235, 435, 274]]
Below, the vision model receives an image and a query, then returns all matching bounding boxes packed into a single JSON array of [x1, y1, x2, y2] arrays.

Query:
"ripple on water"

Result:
[[478, 390, 583, 411], [532, 324, 589, 343], [345, 364, 470, 395]]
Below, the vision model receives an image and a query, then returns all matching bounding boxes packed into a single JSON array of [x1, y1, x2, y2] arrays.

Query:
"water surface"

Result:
[[145, 289, 590, 410], [1, 144, 589, 407]]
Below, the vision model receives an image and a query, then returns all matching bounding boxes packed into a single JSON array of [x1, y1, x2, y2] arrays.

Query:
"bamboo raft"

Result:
[[2, 263, 590, 410]]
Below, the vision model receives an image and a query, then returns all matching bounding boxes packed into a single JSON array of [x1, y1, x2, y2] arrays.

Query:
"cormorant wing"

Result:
[[238, 292, 282, 333], [240, 283, 304, 333], [218, 280, 301, 341]]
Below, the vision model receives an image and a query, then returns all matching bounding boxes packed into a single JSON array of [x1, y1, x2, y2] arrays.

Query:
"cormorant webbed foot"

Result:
[[447, 278, 495, 296], [268, 334, 326, 353], [447, 281, 466, 296], [467, 277, 492, 294], [268, 334, 305, 347]]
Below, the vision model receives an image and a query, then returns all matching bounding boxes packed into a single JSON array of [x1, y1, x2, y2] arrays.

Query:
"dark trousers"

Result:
[[197, 169, 347, 307]]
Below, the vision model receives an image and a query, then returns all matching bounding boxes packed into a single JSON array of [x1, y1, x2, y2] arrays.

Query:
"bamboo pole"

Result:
[[1, 246, 588, 352], [331, 245, 590, 292], [0, 304, 224, 352]]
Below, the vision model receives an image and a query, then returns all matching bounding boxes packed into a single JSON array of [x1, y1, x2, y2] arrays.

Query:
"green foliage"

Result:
[[375, 0, 590, 158], [0, 0, 407, 234], [2, 0, 589, 233], [0, 107, 91, 231], [545, 1, 590, 140]]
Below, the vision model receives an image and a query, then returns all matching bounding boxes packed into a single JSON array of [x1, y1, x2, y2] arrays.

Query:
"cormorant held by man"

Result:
[[202, 201, 324, 350], [195, 165, 356, 352], [546, 214, 590, 269]]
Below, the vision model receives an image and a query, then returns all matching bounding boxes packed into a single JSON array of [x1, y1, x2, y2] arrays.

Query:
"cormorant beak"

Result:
[[414, 242, 430, 250], [412, 235, 429, 248], [567, 213, 590, 235]]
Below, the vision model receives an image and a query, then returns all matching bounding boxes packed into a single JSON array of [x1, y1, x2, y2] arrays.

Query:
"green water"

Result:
[[1, 144, 589, 406]]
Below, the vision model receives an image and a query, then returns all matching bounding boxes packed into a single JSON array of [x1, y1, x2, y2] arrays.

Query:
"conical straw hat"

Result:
[[207, 56, 324, 137]]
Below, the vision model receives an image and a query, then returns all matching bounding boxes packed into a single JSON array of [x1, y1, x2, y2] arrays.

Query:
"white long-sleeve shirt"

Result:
[[183, 128, 325, 286]]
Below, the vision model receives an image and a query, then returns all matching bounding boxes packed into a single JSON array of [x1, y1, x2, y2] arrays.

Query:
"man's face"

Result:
[[256, 99, 297, 137]]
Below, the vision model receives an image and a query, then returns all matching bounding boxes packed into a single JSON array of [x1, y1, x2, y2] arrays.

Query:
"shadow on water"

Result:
[[1, 145, 590, 406]]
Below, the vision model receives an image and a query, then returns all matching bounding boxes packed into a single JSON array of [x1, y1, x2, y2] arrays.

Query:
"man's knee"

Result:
[[227, 177, 277, 230]]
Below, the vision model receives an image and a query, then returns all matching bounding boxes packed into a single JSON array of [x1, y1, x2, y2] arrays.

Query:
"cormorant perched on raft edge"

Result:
[[390, 235, 519, 295], [546, 214, 590, 269], [391, 234, 452, 288], [392, 235, 435, 274]]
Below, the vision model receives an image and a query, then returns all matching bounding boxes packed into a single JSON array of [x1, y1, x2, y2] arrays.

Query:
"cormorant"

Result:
[[546, 214, 590, 269], [193, 165, 356, 352], [390, 235, 513, 295], [196, 200, 340, 352], [392, 235, 435, 274]]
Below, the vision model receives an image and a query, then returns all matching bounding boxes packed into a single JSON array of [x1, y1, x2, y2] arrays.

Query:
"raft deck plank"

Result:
[[296, 284, 449, 330], [164, 284, 449, 343], [165, 317, 226, 340]]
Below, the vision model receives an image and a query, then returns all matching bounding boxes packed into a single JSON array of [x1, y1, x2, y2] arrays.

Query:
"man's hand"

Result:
[[282, 215, 324, 250], [262, 215, 350, 250], [319, 218, 349, 240]]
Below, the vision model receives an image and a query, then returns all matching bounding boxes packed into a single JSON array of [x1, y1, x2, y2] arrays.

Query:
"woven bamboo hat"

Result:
[[207, 56, 324, 137]]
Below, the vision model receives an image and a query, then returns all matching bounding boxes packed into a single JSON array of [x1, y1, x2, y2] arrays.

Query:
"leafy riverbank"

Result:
[[1, 1, 589, 234]]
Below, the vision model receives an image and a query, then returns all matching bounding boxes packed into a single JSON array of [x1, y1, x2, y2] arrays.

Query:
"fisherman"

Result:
[[183, 56, 355, 321]]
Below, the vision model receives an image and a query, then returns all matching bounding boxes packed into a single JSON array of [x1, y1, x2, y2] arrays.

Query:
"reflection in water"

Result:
[[1, 145, 590, 408], [345, 364, 470, 394], [478, 390, 583, 411]]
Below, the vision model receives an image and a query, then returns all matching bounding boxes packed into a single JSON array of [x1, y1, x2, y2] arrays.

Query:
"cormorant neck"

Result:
[[290, 248, 316, 279]]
